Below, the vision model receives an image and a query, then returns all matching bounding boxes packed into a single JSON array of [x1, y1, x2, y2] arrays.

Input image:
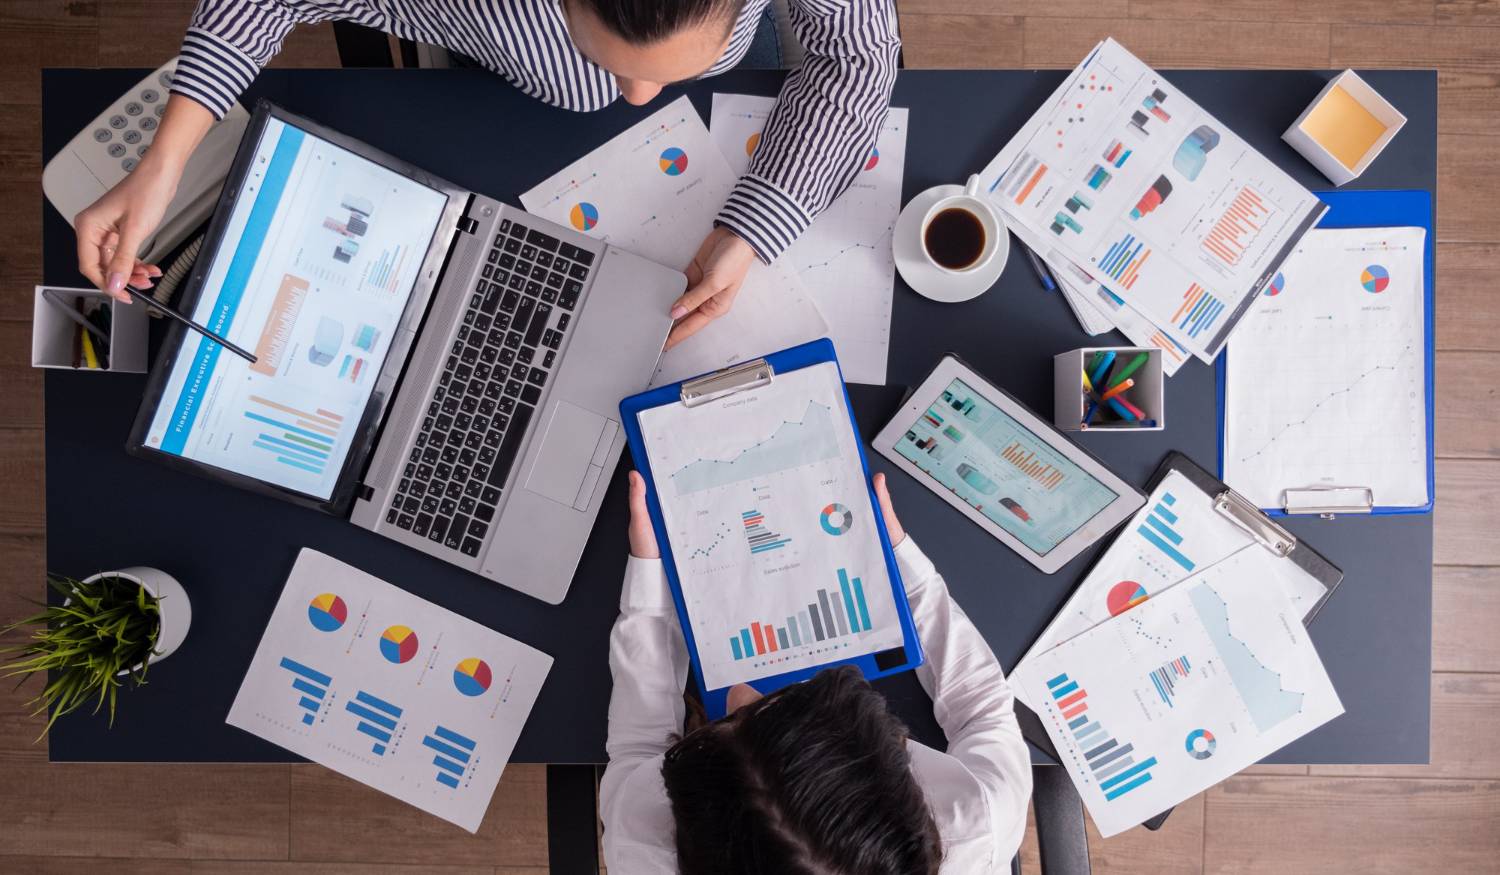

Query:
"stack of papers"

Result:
[[1013, 474, 1343, 835], [520, 95, 830, 387], [979, 39, 1326, 375]]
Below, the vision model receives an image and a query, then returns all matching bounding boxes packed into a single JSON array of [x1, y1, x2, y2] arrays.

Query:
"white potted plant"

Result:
[[0, 566, 191, 736]]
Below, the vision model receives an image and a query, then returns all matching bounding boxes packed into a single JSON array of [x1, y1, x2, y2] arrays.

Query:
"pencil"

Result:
[[1109, 352, 1150, 388], [1099, 378, 1134, 402]]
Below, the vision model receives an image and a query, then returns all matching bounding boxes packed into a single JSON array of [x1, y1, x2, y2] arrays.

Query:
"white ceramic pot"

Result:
[[78, 567, 192, 674]]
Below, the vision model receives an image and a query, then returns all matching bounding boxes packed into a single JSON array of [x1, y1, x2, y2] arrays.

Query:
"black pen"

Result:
[[1021, 245, 1057, 292], [123, 285, 258, 364]]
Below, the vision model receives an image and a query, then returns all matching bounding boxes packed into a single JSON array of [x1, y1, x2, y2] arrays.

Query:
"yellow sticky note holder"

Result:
[[1283, 70, 1406, 186]]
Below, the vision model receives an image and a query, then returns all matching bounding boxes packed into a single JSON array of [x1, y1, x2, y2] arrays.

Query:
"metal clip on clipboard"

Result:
[[1213, 485, 1297, 557], [680, 357, 775, 407], [1280, 486, 1376, 520]]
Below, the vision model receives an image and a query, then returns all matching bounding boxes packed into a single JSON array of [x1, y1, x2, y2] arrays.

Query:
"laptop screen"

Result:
[[143, 115, 450, 500]]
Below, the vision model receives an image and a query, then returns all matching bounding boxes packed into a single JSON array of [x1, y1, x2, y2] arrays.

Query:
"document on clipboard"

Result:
[[620, 340, 921, 718], [1017, 452, 1342, 699]]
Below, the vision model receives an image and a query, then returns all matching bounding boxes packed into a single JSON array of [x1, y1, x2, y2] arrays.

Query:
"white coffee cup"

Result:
[[920, 174, 1007, 275]]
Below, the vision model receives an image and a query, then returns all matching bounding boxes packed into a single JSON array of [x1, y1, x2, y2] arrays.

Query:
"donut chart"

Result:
[[453, 657, 493, 697], [307, 593, 347, 632], [570, 201, 599, 231], [380, 625, 420, 664], [1361, 264, 1389, 293], [819, 503, 853, 536], [659, 147, 688, 176], [1185, 728, 1216, 759]]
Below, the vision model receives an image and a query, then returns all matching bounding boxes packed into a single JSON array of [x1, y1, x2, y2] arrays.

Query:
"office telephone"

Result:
[[42, 57, 250, 266]]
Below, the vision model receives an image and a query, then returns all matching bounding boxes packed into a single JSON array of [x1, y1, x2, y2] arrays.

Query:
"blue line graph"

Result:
[[1190, 584, 1304, 732], [669, 401, 840, 495]]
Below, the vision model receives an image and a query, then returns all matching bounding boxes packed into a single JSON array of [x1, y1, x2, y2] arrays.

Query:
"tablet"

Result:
[[873, 356, 1144, 573]]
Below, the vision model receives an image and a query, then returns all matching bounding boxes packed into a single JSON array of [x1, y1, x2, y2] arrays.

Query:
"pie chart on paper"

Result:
[[307, 593, 347, 632], [453, 658, 493, 697], [659, 147, 689, 176], [865, 146, 880, 172], [570, 201, 599, 231], [1106, 580, 1149, 616], [380, 625, 420, 664], [1361, 264, 1389, 293]]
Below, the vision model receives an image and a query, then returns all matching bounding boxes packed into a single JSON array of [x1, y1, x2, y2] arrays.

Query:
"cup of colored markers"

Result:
[[1052, 346, 1164, 432]]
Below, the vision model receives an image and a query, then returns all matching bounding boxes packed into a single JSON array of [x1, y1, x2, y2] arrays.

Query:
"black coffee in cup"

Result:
[[924, 207, 987, 270]]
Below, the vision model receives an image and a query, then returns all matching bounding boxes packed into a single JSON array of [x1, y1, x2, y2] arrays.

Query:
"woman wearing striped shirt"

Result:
[[74, 0, 900, 348]]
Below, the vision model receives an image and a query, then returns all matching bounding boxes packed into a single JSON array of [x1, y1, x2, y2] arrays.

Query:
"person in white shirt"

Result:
[[601, 470, 1033, 873]]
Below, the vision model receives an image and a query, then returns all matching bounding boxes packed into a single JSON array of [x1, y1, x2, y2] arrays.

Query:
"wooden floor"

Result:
[[2, 0, 1497, 871]]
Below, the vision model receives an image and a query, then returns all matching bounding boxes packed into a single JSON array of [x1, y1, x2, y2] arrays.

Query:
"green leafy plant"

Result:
[[0, 574, 161, 738]]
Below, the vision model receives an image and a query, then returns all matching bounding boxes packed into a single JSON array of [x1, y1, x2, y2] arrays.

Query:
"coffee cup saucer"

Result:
[[894, 184, 1009, 303]]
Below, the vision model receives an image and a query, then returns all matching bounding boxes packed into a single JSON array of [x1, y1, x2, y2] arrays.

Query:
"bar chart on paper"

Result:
[[729, 568, 873, 663], [1046, 672, 1158, 801]]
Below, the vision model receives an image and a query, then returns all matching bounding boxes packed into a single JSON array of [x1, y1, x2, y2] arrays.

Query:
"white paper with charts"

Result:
[[1223, 227, 1428, 510], [1017, 471, 1330, 692], [1013, 549, 1343, 837], [520, 96, 827, 386], [227, 549, 552, 833], [710, 93, 907, 386], [978, 39, 1325, 362], [637, 361, 903, 691]]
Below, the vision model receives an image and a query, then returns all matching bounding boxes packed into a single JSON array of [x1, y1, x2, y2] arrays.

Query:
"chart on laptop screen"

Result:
[[639, 363, 905, 691], [144, 117, 449, 500]]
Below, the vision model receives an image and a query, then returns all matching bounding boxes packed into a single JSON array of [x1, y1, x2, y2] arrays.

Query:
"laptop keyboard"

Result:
[[383, 217, 594, 556]]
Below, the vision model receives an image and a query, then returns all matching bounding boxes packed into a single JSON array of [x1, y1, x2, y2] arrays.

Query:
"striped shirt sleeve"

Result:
[[716, 0, 901, 263], [172, 1, 341, 119]]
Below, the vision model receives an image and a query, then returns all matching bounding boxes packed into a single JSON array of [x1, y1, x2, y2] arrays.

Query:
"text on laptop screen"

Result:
[[145, 116, 450, 499]]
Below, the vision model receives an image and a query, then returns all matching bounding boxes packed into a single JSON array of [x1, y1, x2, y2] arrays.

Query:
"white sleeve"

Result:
[[897, 537, 1034, 862], [598, 555, 690, 865]]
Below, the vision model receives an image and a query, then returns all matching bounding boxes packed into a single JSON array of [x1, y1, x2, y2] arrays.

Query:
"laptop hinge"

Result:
[[456, 215, 479, 234], [355, 483, 375, 501]]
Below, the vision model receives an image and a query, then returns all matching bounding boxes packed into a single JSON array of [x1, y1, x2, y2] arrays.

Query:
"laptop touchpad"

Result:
[[525, 401, 606, 507]]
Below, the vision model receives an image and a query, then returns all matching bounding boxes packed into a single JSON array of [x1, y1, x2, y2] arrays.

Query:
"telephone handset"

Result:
[[43, 57, 251, 265]]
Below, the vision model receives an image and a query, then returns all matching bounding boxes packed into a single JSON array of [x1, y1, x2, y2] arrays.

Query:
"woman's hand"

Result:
[[74, 155, 179, 302], [74, 95, 215, 302], [665, 226, 757, 349], [873, 472, 906, 547], [627, 471, 661, 559]]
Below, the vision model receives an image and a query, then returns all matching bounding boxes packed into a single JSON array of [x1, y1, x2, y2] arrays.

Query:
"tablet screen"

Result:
[[141, 115, 449, 500], [638, 362, 906, 691], [894, 378, 1120, 556]]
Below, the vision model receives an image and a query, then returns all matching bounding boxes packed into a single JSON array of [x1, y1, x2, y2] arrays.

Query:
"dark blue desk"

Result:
[[42, 68, 1434, 765]]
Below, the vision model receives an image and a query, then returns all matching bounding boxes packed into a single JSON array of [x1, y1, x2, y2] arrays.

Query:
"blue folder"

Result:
[[1216, 189, 1435, 515], [619, 339, 923, 719]]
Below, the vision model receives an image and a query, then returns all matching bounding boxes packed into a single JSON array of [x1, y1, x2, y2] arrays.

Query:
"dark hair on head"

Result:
[[662, 665, 942, 875], [567, 0, 747, 45]]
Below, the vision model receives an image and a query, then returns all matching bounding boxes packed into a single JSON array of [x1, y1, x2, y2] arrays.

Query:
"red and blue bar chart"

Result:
[[1047, 672, 1157, 801], [729, 568, 872, 661]]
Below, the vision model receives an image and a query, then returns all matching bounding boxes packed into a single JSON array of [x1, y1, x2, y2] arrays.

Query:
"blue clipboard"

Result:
[[1215, 188, 1435, 516], [619, 338, 924, 719]]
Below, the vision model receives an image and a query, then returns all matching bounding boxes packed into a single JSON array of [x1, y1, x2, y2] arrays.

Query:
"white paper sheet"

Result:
[[1013, 549, 1343, 836], [710, 94, 906, 385], [637, 361, 904, 690], [1223, 227, 1428, 510], [519, 96, 827, 386], [1017, 471, 1329, 683], [227, 549, 552, 833], [978, 39, 1325, 362]]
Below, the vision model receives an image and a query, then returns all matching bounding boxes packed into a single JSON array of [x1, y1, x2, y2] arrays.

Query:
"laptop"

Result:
[[129, 101, 684, 604]]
